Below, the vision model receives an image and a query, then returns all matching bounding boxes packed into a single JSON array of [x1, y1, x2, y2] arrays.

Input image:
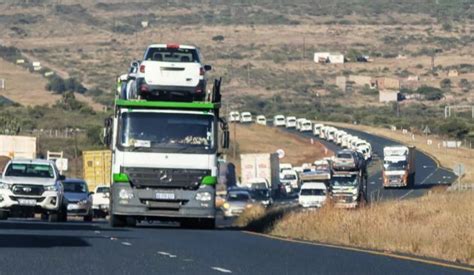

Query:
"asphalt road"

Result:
[[0, 125, 467, 275], [0, 218, 471, 275], [282, 126, 457, 202]]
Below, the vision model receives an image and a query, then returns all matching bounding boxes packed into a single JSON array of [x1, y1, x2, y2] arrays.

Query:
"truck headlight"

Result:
[[44, 184, 59, 191], [119, 189, 134, 200], [223, 202, 230, 209], [195, 192, 212, 201]]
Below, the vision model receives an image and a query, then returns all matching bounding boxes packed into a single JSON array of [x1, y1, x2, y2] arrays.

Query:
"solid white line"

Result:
[[121, 242, 132, 246], [211, 267, 232, 273], [157, 251, 177, 258], [398, 190, 414, 200]]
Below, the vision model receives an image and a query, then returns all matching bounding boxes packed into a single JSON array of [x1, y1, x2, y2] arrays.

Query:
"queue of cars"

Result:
[[0, 158, 110, 222]]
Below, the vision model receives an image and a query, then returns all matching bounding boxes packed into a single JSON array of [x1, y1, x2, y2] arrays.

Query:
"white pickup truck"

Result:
[[135, 44, 212, 101], [0, 159, 67, 222]]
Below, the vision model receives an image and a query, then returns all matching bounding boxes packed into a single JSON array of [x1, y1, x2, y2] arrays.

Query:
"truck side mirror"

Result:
[[59, 175, 66, 181], [103, 117, 113, 148], [222, 130, 230, 149], [204, 65, 212, 71]]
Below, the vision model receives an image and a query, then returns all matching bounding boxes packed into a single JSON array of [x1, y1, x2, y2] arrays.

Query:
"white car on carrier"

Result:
[[135, 44, 212, 101]]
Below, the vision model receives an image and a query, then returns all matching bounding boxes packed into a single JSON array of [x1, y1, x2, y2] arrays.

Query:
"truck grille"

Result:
[[11, 184, 44, 196], [121, 167, 211, 190]]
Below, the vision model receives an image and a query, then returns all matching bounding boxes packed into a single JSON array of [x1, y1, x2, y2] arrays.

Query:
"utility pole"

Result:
[[232, 122, 237, 159]]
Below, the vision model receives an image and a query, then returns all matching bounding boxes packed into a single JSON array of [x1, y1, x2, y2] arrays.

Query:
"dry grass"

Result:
[[270, 192, 474, 265], [234, 204, 267, 228], [227, 124, 331, 175], [327, 122, 474, 184]]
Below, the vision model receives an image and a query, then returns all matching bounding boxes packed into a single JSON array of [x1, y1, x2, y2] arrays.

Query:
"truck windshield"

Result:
[[5, 163, 55, 178], [384, 161, 407, 171], [332, 175, 358, 186], [300, 189, 326, 196], [119, 112, 215, 154]]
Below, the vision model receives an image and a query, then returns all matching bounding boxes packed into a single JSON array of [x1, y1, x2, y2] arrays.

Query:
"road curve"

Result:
[[282, 126, 456, 202], [0, 219, 471, 275]]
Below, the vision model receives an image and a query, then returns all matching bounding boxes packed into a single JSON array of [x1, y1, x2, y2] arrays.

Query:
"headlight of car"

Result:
[[44, 184, 59, 191], [223, 202, 230, 209], [195, 192, 212, 202], [0, 182, 9, 190]]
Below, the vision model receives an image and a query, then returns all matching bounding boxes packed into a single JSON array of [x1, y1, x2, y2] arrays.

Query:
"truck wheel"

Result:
[[48, 212, 59, 222], [110, 214, 126, 227], [0, 210, 8, 220]]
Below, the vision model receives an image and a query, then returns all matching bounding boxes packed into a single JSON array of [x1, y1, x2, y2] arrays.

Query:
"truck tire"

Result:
[[110, 214, 126, 227], [83, 214, 93, 222], [0, 210, 8, 220]]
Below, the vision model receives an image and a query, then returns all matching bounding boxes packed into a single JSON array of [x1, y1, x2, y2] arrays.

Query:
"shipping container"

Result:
[[240, 153, 279, 191], [0, 135, 36, 159], [83, 150, 112, 191]]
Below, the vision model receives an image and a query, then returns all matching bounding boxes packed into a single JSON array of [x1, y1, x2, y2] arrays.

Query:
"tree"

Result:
[[440, 78, 451, 89], [416, 86, 444, 101]]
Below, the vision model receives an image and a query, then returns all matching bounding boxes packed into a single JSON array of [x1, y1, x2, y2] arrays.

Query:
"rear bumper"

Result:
[[138, 78, 206, 98]]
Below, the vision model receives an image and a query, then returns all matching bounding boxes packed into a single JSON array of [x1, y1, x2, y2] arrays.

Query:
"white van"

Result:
[[256, 115, 267, 125], [298, 182, 327, 208], [296, 118, 306, 130], [229, 111, 240, 122], [313, 124, 324, 136], [241, 112, 252, 123], [300, 120, 312, 132]]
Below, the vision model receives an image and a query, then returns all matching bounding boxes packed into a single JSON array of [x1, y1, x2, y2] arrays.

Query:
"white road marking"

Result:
[[211, 267, 232, 273], [121, 242, 132, 246], [94, 230, 101, 234], [370, 181, 375, 185], [157, 251, 177, 258], [110, 237, 118, 241], [398, 190, 414, 200]]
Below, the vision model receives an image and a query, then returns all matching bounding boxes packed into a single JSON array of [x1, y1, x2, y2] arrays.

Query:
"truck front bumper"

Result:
[[111, 183, 216, 219], [0, 189, 61, 212]]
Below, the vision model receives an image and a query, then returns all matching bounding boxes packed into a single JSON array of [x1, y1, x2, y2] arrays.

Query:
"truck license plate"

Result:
[[155, 192, 175, 200], [18, 199, 36, 206]]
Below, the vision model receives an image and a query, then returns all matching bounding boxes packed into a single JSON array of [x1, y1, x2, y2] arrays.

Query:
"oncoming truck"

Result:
[[105, 80, 229, 228], [382, 146, 416, 188]]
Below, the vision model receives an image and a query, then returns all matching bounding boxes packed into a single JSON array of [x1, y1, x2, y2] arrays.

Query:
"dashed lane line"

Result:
[[211, 267, 232, 273]]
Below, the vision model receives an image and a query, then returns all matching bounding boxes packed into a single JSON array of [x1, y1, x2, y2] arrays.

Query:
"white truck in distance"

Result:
[[240, 153, 280, 195], [240, 112, 252, 123], [273, 115, 286, 127], [383, 146, 416, 188], [92, 185, 110, 218], [299, 182, 327, 208], [228, 111, 240, 122], [313, 124, 324, 136], [285, 116, 297, 128], [256, 115, 267, 125], [299, 120, 312, 132]]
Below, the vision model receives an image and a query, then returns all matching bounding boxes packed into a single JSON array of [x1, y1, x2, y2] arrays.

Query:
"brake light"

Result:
[[200, 67, 205, 76], [140, 65, 145, 73], [166, 44, 180, 49]]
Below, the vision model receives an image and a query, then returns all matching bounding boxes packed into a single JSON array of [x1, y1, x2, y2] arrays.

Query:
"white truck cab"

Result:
[[256, 115, 267, 125], [313, 124, 324, 136], [298, 182, 327, 208], [295, 118, 306, 130], [229, 111, 240, 122], [300, 120, 312, 132], [273, 115, 286, 127], [285, 116, 297, 128], [240, 112, 253, 123]]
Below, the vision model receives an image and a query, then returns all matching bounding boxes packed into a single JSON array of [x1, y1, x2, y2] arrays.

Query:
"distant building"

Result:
[[348, 75, 374, 87], [447, 69, 459, 77], [16, 59, 25, 64], [379, 90, 400, 103], [376, 77, 400, 90], [314, 52, 344, 64]]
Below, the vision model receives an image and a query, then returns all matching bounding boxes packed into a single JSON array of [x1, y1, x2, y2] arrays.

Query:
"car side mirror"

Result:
[[204, 65, 212, 71], [89, 192, 95, 196], [59, 175, 66, 181]]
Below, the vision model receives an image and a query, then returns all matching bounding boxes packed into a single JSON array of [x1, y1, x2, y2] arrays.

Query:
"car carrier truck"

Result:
[[382, 146, 416, 188], [105, 79, 229, 228]]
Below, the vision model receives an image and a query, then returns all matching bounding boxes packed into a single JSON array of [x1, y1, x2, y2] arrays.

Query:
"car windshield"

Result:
[[332, 175, 358, 186], [251, 189, 270, 200], [96, 187, 110, 193], [300, 189, 326, 196], [119, 112, 215, 154], [227, 192, 250, 201], [384, 161, 407, 171], [5, 163, 54, 178], [144, 47, 199, 63], [63, 181, 88, 193]]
